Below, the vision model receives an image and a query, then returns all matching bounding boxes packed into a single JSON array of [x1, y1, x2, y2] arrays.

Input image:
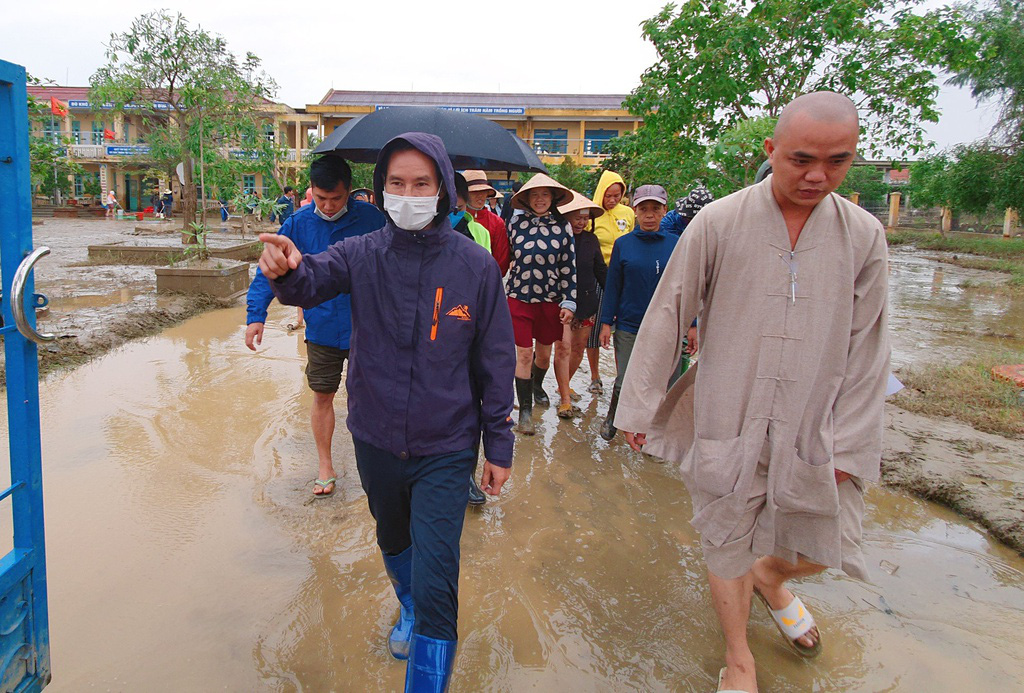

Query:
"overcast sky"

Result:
[[3, 0, 997, 153]]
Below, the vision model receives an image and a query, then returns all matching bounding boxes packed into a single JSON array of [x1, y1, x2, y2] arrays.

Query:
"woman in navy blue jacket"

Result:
[[258, 132, 516, 692]]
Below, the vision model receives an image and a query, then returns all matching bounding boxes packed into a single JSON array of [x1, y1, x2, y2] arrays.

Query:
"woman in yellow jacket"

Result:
[[585, 171, 635, 394]]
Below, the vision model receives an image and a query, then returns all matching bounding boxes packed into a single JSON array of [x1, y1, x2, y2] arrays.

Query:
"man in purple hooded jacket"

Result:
[[258, 132, 515, 692]]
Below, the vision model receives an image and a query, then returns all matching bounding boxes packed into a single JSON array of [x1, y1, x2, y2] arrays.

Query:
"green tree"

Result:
[[837, 165, 893, 205], [547, 157, 600, 196], [705, 116, 776, 195], [950, 0, 1024, 142], [909, 144, 1001, 215], [620, 0, 976, 190], [26, 73, 83, 202], [90, 11, 278, 231]]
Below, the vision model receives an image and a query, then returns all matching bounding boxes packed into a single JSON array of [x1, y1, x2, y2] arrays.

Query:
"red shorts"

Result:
[[507, 297, 563, 347]]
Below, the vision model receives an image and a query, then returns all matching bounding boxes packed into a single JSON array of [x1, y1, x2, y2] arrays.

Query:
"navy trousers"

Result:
[[353, 438, 475, 642]]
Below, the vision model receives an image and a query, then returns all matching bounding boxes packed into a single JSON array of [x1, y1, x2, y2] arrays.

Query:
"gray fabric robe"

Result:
[[614, 176, 890, 574]]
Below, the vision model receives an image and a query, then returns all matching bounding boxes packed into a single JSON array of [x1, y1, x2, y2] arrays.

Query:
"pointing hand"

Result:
[[258, 233, 302, 279]]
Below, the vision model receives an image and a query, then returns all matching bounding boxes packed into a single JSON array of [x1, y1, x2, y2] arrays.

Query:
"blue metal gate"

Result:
[[0, 59, 53, 692]]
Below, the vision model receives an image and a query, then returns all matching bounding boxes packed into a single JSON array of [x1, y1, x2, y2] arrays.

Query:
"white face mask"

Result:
[[383, 190, 441, 231], [314, 203, 347, 222]]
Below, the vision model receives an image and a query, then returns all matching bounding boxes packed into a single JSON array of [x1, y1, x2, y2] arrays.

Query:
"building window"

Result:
[[123, 122, 130, 144], [263, 124, 275, 143], [243, 175, 255, 194], [74, 174, 83, 197], [262, 176, 271, 198], [584, 129, 618, 155], [71, 121, 81, 144], [92, 121, 105, 145], [533, 128, 568, 155], [43, 119, 60, 143]]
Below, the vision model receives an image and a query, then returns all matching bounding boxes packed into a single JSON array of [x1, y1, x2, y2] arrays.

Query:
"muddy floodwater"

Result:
[[0, 295, 1021, 691]]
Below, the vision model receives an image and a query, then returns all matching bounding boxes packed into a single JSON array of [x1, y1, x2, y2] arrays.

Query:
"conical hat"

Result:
[[558, 190, 605, 218], [510, 173, 573, 211]]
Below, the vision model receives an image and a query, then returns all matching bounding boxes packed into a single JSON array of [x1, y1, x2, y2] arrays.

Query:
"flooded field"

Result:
[[2, 220, 1021, 689]]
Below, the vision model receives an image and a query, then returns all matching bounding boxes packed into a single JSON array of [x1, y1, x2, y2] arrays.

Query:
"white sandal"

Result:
[[753, 588, 822, 658]]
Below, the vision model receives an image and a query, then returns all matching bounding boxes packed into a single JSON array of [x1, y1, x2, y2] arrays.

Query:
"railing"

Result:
[[524, 137, 617, 158]]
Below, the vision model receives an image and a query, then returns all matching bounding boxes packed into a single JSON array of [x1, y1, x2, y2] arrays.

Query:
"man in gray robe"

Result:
[[615, 92, 890, 692]]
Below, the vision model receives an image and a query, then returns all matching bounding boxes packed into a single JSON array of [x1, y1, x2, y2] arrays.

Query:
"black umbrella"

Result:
[[312, 106, 548, 173]]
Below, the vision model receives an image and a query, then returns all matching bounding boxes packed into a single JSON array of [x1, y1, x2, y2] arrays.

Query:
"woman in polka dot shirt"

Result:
[[505, 173, 578, 434]]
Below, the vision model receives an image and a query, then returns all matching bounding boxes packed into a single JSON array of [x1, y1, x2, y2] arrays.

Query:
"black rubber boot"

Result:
[[515, 377, 535, 435], [468, 459, 486, 506], [600, 390, 620, 441], [531, 363, 550, 406]]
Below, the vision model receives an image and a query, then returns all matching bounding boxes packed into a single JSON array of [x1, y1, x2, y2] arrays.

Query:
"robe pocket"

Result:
[[689, 434, 745, 498], [774, 448, 841, 518]]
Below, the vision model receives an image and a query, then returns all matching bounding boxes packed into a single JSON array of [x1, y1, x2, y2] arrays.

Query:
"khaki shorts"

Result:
[[305, 341, 349, 394]]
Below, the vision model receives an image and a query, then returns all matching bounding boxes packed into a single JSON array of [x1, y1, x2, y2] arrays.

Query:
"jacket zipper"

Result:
[[430, 287, 443, 341]]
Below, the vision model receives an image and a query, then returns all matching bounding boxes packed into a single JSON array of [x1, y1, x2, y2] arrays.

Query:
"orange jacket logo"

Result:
[[446, 305, 471, 321]]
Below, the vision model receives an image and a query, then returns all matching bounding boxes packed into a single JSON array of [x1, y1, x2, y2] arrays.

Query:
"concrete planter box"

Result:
[[53, 208, 79, 218], [89, 240, 261, 264], [155, 258, 250, 299]]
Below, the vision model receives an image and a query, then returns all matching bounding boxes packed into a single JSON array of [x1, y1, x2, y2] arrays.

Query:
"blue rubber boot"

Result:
[[382, 548, 415, 660], [403, 634, 457, 693]]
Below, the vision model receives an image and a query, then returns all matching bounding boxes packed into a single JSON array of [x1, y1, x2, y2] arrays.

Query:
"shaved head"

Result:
[[774, 92, 859, 141], [764, 92, 861, 212]]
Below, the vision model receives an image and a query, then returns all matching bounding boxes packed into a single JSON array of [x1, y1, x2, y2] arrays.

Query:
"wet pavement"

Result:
[[2, 221, 1023, 689], [0, 302, 1020, 690]]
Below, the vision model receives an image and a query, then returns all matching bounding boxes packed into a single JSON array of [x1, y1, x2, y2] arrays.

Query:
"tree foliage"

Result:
[[836, 165, 894, 205], [705, 116, 775, 195], [908, 142, 1011, 214], [547, 157, 600, 196], [89, 11, 278, 229], [614, 0, 977, 196], [950, 0, 1024, 143]]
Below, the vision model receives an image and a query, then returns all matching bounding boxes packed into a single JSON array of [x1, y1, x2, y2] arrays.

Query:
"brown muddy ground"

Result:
[[0, 305, 1020, 690], [3, 219, 1022, 688], [22, 220, 1024, 552]]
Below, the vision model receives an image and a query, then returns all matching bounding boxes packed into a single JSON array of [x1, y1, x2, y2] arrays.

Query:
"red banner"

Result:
[[103, 129, 116, 140], [50, 97, 68, 117]]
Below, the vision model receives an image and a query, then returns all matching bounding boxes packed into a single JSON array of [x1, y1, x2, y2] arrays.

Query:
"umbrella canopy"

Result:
[[312, 106, 548, 173]]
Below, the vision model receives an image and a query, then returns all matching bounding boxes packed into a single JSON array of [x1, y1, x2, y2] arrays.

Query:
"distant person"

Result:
[[161, 188, 173, 218], [257, 132, 515, 691], [505, 174, 577, 430], [106, 189, 118, 218], [616, 92, 890, 693], [219, 195, 229, 222], [300, 187, 313, 207], [450, 173, 491, 251], [554, 192, 607, 406], [500, 180, 523, 225], [598, 184, 683, 442], [586, 170, 635, 394], [276, 186, 295, 226], [462, 170, 510, 275], [661, 183, 714, 235], [245, 155, 386, 498]]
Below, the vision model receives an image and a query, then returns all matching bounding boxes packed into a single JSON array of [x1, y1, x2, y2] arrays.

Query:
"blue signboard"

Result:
[[374, 105, 525, 115], [68, 99, 171, 111], [106, 145, 151, 156], [229, 149, 261, 160]]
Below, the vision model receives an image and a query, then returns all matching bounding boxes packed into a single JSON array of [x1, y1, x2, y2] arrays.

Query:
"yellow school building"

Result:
[[307, 90, 642, 190]]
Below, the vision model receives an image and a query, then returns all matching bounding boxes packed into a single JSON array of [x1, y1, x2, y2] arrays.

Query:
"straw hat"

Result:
[[510, 173, 573, 210], [558, 190, 605, 218], [462, 170, 496, 196]]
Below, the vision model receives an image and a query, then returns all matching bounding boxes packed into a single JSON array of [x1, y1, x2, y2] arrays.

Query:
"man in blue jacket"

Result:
[[598, 184, 686, 441], [257, 132, 516, 693], [245, 156, 386, 497]]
